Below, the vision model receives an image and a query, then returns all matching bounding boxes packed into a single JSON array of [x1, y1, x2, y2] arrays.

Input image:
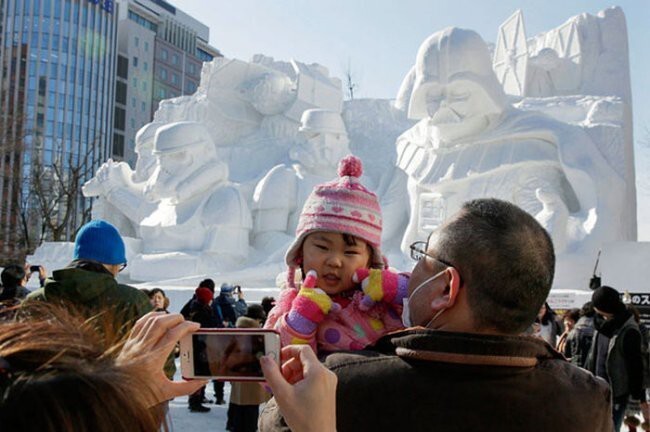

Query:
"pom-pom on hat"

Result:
[[74, 220, 126, 265], [196, 287, 213, 305], [592, 285, 624, 315], [284, 155, 384, 288]]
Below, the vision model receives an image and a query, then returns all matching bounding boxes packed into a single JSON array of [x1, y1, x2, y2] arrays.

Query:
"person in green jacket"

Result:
[[26, 219, 151, 338]]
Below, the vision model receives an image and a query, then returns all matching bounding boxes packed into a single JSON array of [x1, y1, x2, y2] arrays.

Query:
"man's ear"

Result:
[[429, 267, 462, 311]]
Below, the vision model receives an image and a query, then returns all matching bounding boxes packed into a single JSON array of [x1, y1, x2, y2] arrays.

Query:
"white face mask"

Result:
[[402, 268, 448, 327]]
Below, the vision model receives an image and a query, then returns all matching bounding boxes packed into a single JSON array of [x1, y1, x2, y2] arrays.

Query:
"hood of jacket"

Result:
[[43, 266, 117, 305]]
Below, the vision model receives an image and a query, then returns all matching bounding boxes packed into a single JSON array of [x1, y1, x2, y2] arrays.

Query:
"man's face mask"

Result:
[[402, 268, 448, 327]]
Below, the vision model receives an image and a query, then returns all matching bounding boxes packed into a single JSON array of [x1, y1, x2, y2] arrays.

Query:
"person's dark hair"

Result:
[[538, 302, 557, 325], [580, 301, 595, 318], [562, 308, 580, 324], [433, 198, 555, 334], [0, 303, 163, 431], [1, 265, 25, 289], [261, 297, 276, 316], [148, 288, 166, 299], [245, 304, 266, 322], [140, 288, 151, 297], [198, 279, 215, 293], [341, 233, 377, 269]]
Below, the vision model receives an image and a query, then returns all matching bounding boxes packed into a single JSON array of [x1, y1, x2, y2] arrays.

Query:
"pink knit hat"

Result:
[[285, 155, 384, 288]]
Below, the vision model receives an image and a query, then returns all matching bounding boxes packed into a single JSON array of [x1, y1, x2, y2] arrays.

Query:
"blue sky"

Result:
[[176, 0, 650, 237]]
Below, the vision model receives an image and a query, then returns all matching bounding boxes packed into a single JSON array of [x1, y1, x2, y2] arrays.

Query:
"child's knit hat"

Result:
[[284, 155, 384, 288]]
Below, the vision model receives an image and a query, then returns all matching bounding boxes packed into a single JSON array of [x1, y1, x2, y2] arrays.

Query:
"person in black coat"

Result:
[[187, 287, 221, 413]]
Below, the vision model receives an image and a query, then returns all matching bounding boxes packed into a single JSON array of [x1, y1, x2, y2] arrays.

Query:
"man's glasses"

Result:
[[119, 263, 127, 273], [409, 241, 454, 268]]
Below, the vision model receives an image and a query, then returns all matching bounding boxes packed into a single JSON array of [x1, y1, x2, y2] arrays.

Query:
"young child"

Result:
[[265, 155, 409, 352]]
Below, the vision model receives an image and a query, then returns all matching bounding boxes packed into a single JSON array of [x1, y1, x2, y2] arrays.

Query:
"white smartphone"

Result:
[[180, 328, 281, 381]]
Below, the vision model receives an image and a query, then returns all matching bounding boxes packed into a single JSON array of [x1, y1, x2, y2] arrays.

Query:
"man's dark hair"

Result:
[[580, 301, 594, 318], [434, 198, 555, 334], [198, 278, 215, 293], [1, 264, 26, 288]]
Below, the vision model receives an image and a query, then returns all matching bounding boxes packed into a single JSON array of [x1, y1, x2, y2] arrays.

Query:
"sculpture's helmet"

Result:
[[408, 27, 507, 120], [299, 109, 348, 138], [152, 121, 216, 158], [135, 122, 163, 154]]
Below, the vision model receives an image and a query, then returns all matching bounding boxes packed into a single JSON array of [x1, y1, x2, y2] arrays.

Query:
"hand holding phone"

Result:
[[180, 329, 280, 381], [260, 345, 337, 432], [30, 265, 40, 273]]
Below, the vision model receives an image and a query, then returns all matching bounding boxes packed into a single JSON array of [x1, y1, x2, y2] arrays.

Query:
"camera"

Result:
[[30, 265, 40, 273]]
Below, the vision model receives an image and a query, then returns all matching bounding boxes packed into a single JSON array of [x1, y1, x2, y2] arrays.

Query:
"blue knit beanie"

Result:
[[74, 220, 126, 265]]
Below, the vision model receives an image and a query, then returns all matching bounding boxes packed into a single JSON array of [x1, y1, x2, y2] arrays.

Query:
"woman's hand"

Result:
[[261, 345, 337, 432], [117, 312, 207, 406]]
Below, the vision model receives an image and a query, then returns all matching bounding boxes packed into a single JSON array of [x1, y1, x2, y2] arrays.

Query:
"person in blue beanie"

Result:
[[26, 220, 152, 338]]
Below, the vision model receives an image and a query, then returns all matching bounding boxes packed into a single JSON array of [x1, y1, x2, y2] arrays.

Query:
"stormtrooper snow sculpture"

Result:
[[252, 109, 351, 261], [99, 121, 252, 280], [82, 122, 164, 238], [395, 27, 627, 258]]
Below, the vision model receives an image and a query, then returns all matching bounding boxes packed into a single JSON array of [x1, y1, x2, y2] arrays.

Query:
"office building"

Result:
[[0, 0, 118, 259]]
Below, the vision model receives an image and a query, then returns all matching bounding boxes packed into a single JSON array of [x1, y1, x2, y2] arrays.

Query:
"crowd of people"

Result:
[[0, 155, 649, 431]]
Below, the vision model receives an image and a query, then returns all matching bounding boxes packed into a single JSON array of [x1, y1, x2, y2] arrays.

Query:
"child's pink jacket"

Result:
[[265, 286, 405, 352]]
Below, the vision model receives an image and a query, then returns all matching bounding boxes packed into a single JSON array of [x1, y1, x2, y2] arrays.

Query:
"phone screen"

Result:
[[192, 333, 266, 378]]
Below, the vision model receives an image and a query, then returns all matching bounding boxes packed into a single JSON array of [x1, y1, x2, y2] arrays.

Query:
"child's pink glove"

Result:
[[353, 268, 410, 311], [286, 270, 340, 335]]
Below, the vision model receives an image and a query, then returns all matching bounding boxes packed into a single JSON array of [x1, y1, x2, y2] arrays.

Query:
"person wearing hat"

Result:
[[586, 285, 650, 430], [26, 220, 151, 338], [186, 286, 221, 413]]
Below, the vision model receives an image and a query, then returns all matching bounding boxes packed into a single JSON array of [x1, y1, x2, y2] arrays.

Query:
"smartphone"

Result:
[[30, 265, 40, 273], [180, 328, 280, 381]]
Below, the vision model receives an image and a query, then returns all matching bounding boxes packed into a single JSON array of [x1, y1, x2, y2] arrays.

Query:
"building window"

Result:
[[161, 49, 168, 61], [144, 61, 148, 71], [134, 36, 139, 47], [145, 41, 149, 52], [113, 133, 125, 157], [196, 48, 213, 62], [117, 55, 128, 79], [130, 118, 135, 129], [171, 73, 179, 86], [158, 87, 165, 99], [172, 53, 179, 65], [131, 97, 136, 107], [114, 107, 126, 130], [141, 101, 146, 112], [133, 77, 138, 87], [160, 68, 167, 80], [142, 80, 147, 91], [116, 81, 127, 104], [133, 56, 138, 67]]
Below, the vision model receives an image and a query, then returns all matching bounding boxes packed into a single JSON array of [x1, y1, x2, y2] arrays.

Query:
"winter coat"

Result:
[[0, 285, 31, 302], [260, 329, 613, 432], [229, 316, 271, 406], [565, 315, 594, 367], [182, 295, 225, 327], [26, 260, 151, 337], [265, 284, 405, 353], [188, 302, 222, 328], [233, 298, 247, 318], [586, 313, 645, 401], [216, 294, 237, 326]]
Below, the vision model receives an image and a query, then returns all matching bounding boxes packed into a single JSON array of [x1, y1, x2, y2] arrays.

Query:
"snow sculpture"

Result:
[[150, 56, 342, 186], [83, 122, 162, 238], [251, 109, 351, 261], [395, 27, 628, 271], [90, 121, 252, 280], [493, 7, 636, 238]]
